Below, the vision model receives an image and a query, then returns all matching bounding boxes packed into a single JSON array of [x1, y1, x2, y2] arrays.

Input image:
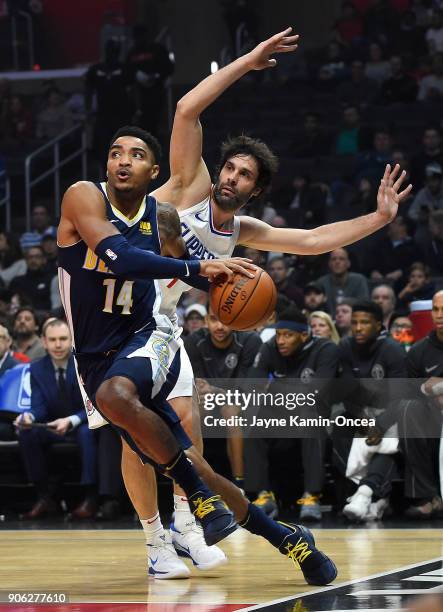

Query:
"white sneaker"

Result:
[[366, 497, 390, 520], [147, 531, 191, 580], [170, 519, 227, 571], [343, 485, 373, 522]]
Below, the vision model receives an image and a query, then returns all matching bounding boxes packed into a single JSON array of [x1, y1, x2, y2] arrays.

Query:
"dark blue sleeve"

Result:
[[95, 234, 202, 280], [30, 372, 48, 422], [178, 250, 210, 292]]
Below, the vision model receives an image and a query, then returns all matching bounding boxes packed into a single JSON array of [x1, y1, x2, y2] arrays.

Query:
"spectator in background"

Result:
[[0, 324, 19, 375], [303, 282, 329, 315], [337, 60, 379, 107], [291, 112, 332, 158], [364, 42, 391, 85], [349, 177, 379, 217], [418, 52, 443, 101], [85, 39, 132, 167], [334, 106, 373, 155], [392, 9, 427, 58], [14, 320, 97, 520], [0, 95, 33, 147], [0, 289, 11, 327], [10, 246, 54, 313], [40, 229, 58, 275], [317, 248, 369, 313], [410, 126, 443, 190], [258, 293, 293, 343], [0, 232, 25, 286], [371, 284, 397, 328], [36, 88, 73, 141], [185, 305, 262, 490], [389, 312, 415, 349], [364, 0, 399, 46], [318, 41, 348, 80], [335, 300, 406, 522], [398, 290, 443, 518], [11, 307, 45, 361], [397, 262, 435, 307], [248, 306, 339, 521], [183, 304, 207, 337], [425, 9, 443, 52], [20, 204, 56, 252], [408, 162, 443, 226], [369, 215, 422, 285], [354, 128, 394, 182], [378, 55, 418, 104], [309, 311, 340, 343], [333, 1, 364, 46], [125, 25, 174, 137], [267, 256, 303, 307], [424, 209, 443, 274], [286, 174, 328, 228], [335, 298, 356, 338]]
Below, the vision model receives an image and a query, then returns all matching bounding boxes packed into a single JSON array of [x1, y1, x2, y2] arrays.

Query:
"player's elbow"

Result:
[[175, 97, 197, 120]]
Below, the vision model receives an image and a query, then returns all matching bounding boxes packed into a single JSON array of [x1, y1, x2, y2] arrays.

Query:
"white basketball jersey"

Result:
[[158, 196, 241, 332]]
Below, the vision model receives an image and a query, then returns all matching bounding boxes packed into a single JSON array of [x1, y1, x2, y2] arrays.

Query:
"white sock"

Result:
[[140, 512, 164, 544], [173, 494, 195, 531], [357, 485, 373, 499]]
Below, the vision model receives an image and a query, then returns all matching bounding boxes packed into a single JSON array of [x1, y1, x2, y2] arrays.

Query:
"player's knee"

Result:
[[96, 378, 135, 424]]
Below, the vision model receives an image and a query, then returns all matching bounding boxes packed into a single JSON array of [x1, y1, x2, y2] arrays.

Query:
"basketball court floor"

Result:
[[0, 518, 442, 611]]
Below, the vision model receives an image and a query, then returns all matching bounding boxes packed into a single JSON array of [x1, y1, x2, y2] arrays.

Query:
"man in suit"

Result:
[[0, 325, 20, 375], [14, 319, 98, 519]]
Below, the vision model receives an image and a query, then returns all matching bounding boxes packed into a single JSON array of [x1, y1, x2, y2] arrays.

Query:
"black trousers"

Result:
[[244, 436, 326, 494], [397, 399, 442, 500]]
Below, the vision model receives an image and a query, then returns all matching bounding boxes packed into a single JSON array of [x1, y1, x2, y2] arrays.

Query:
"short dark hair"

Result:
[[352, 300, 383, 323], [278, 306, 307, 325], [215, 135, 278, 193], [14, 306, 39, 327], [109, 126, 162, 164]]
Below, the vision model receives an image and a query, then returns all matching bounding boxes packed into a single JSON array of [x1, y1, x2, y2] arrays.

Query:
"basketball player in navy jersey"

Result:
[[113, 28, 412, 583], [75, 126, 339, 586], [57, 126, 261, 553]]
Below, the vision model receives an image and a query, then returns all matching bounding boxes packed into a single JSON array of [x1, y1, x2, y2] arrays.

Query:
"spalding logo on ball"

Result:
[[210, 267, 277, 331]]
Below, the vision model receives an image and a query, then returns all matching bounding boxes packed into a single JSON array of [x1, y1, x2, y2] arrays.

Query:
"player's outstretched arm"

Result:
[[239, 164, 412, 255], [58, 182, 255, 281], [153, 28, 299, 208]]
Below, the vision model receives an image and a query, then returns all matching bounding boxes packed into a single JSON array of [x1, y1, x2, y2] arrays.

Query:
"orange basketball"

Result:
[[209, 267, 277, 331]]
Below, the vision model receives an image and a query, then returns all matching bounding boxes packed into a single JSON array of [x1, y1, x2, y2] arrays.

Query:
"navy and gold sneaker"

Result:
[[252, 490, 278, 519], [189, 491, 237, 546], [277, 522, 337, 585]]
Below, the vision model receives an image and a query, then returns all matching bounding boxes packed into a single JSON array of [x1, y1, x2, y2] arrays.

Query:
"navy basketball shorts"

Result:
[[75, 326, 192, 467]]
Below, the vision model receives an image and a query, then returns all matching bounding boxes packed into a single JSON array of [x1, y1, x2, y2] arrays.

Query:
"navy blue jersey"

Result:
[[58, 182, 162, 354]]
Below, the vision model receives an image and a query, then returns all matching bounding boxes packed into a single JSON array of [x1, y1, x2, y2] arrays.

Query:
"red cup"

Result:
[[409, 300, 433, 341]]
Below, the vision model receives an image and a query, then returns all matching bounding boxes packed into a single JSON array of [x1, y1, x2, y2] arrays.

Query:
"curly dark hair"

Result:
[[214, 135, 279, 193], [109, 126, 162, 164]]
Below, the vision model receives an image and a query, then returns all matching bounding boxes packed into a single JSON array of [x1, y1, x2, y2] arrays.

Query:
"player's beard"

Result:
[[212, 181, 250, 212]]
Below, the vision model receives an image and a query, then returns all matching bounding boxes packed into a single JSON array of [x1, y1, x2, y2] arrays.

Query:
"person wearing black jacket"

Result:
[[334, 300, 407, 522], [398, 290, 443, 518], [184, 307, 262, 490], [246, 306, 339, 521]]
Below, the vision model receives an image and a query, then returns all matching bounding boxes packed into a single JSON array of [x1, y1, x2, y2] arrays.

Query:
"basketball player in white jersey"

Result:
[[89, 28, 412, 580]]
